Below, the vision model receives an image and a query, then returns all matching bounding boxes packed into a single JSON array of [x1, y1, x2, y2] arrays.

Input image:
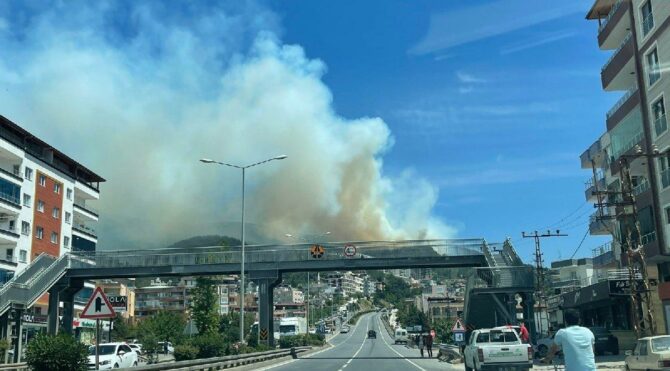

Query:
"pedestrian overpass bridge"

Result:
[[0, 238, 535, 355]]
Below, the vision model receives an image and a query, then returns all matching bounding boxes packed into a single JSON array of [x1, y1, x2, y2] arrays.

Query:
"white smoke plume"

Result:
[[0, 1, 455, 249]]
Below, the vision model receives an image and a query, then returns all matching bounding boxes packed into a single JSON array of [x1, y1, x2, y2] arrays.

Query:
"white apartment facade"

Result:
[[0, 115, 103, 284]]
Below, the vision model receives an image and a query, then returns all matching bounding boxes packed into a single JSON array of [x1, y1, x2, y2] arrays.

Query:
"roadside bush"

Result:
[[278, 334, 325, 349], [25, 333, 88, 371], [174, 344, 199, 361], [191, 333, 226, 358]]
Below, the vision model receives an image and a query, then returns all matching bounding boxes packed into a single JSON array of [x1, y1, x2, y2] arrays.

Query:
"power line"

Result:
[[541, 202, 590, 230], [569, 228, 590, 259]]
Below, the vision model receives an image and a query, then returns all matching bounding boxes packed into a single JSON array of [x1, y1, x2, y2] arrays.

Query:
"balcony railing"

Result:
[[661, 167, 670, 189], [0, 191, 20, 208], [606, 85, 638, 120], [585, 171, 606, 190], [641, 231, 656, 245], [0, 225, 19, 240], [602, 32, 632, 73], [642, 12, 655, 36], [73, 202, 99, 217], [611, 131, 644, 161], [73, 224, 97, 239], [655, 114, 668, 137], [0, 167, 22, 183], [633, 178, 650, 196], [599, 0, 625, 31]]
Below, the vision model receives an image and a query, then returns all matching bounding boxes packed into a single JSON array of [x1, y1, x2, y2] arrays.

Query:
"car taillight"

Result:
[[659, 360, 670, 368], [478, 348, 484, 362], [528, 347, 533, 360]]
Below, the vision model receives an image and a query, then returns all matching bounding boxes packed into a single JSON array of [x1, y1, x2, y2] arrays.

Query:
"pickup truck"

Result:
[[463, 328, 533, 371]]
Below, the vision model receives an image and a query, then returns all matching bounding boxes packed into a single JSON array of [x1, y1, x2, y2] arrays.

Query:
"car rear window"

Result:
[[476, 331, 518, 343], [652, 337, 670, 352]]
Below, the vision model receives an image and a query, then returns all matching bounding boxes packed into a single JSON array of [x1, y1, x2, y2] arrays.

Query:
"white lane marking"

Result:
[[257, 314, 368, 371], [337, 321, 369, 371], [377, 315, 426, 371]]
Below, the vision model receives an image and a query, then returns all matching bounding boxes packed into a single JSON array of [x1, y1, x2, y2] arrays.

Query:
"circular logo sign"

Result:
[[343, 244, 357, 257]]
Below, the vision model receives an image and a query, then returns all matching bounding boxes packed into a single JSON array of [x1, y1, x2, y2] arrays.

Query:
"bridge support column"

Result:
[[250, 271, 281, 347], [58, 279, 84, 336], [47, 285, 64, 335], [11, 305, 24, 363]]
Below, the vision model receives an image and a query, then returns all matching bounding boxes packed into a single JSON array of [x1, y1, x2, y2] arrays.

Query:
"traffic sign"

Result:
[[343, 244, 356, 258], [81, 287, 116, 319], [452, 319, 465, 332], [260, 328, 268, 340], [310, 244, 325, 259]]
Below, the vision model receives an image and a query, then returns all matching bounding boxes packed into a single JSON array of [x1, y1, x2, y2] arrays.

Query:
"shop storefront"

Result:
[[73, 317, 111, 346]]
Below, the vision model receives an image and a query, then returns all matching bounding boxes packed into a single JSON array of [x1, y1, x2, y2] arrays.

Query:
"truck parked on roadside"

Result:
[[279, 317, 307, 337], [463, 327, 533, 371]]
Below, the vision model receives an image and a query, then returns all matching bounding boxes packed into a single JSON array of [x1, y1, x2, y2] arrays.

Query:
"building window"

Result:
[[22, 194, 31, 207], [21, 221, 29, 236], [66, 188, 72, 200], [65, 211, 71, 224], [36, 226, 43, 239], [6, 249, 12, 262], [24, 167, 33, 181], [52, 207, 60, 219], [642, 0, 654, 36], [653, 97, 667, 136], [37, 200, 44, 213], [647, 48, 661, 86], [64, 236, 70, 248], [39, 175, 46, 187], [660, 155, 670, 188], [54, 183, 61, 194], [50, 232, 58, 244], [19, 250, 26, 263]]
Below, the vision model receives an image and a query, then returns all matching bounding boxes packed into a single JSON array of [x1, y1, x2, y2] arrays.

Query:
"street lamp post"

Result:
[[201, 154, 287, 343]]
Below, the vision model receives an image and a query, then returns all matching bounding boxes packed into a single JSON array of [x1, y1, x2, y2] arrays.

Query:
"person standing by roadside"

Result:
[[417, 334, 425, 357], [542, 310, 596, 371], [424, 333, 433, 358]]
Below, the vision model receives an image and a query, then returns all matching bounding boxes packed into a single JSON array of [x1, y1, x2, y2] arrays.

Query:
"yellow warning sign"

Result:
[[310, 244, 325, 259]]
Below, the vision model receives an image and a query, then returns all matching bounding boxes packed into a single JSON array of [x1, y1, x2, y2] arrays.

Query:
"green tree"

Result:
[[432, 318, 453, 344], [191, 276, 220, 335], [141, 332, 160, 364], [111, 315, 136, 342], [219, 312, 255, 343], [25, 333, 88, 371], [138, 311, 186, 345]]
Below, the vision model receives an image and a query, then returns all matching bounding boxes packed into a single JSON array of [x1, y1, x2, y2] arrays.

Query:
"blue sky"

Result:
[[0, 0, 616, 264], [272, 0, 614, 263]]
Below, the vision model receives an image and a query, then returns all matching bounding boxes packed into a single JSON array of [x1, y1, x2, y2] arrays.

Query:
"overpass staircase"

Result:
[[463, 238, 534, 332], [0, 254, 73, 317]]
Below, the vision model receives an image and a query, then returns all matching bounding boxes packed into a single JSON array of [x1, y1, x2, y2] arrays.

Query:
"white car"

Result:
[[128, 343, 143, 355], [88, 343, 138, 369], [463, 328, 532, 371], [625, 335, 670, 370]]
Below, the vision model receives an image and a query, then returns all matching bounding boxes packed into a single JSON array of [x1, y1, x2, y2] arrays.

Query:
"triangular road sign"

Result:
[[81, 287, 116, 319], [452, 319, 465, 332]]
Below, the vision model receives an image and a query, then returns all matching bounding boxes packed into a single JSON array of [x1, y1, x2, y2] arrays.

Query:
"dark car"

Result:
[[368, 330, 377, 339], [589, 327, 619, 356]]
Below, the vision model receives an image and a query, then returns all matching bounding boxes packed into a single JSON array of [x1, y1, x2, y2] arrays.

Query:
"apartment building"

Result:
[[584, 0, 670, 334], [0, 116, 102, 284]]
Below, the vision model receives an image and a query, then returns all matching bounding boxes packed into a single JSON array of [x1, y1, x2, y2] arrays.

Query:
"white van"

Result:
[[394, 328, 409, 344]]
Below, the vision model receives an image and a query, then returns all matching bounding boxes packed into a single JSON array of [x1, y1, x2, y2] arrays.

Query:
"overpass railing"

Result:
[[68, 239, 486, 269]]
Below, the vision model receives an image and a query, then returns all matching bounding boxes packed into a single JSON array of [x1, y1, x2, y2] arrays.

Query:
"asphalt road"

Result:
[[261, 312, 463, 371]]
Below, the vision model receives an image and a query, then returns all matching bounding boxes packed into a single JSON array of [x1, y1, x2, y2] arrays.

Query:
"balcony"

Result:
[[655, 114, 668, 137], [610, 131, 644, 165], [0, 189, 20, 215], [580, 137, 609, 169], [0, 166, 21, 186], [73, 224, 97, 241], [606, 85, 639, 129], [602, 32, 636, 91], [584, 173, 607, 201], [73, 202, 99, 222], [641, 231, 656, 246], [598, 0, 631, 50], [0, 225, 19, 245], [633, 178, 650, 196], [589, 212, 614, 236]]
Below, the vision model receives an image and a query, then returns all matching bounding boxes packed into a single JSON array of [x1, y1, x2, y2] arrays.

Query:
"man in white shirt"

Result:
[[542, 310, 596, 370]]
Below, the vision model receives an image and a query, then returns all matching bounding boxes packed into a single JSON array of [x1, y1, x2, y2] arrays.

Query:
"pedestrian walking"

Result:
[[424, 334, 433, 358], [542, 310, 596, 371], [417, 334, 425, 357], [519, 321, 530, 343]]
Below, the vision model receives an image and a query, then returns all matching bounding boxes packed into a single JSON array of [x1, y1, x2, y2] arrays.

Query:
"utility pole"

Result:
[[592, 153, 656, 338], [521, 230, 567, 336]]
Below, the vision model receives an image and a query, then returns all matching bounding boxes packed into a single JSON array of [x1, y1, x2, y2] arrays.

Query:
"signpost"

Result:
[[452, 319, 465, 345], [81, 287, 116, 370]]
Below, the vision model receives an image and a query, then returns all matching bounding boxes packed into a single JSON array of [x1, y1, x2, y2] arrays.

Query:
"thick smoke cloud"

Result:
[[0, 1, 455, 248]]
